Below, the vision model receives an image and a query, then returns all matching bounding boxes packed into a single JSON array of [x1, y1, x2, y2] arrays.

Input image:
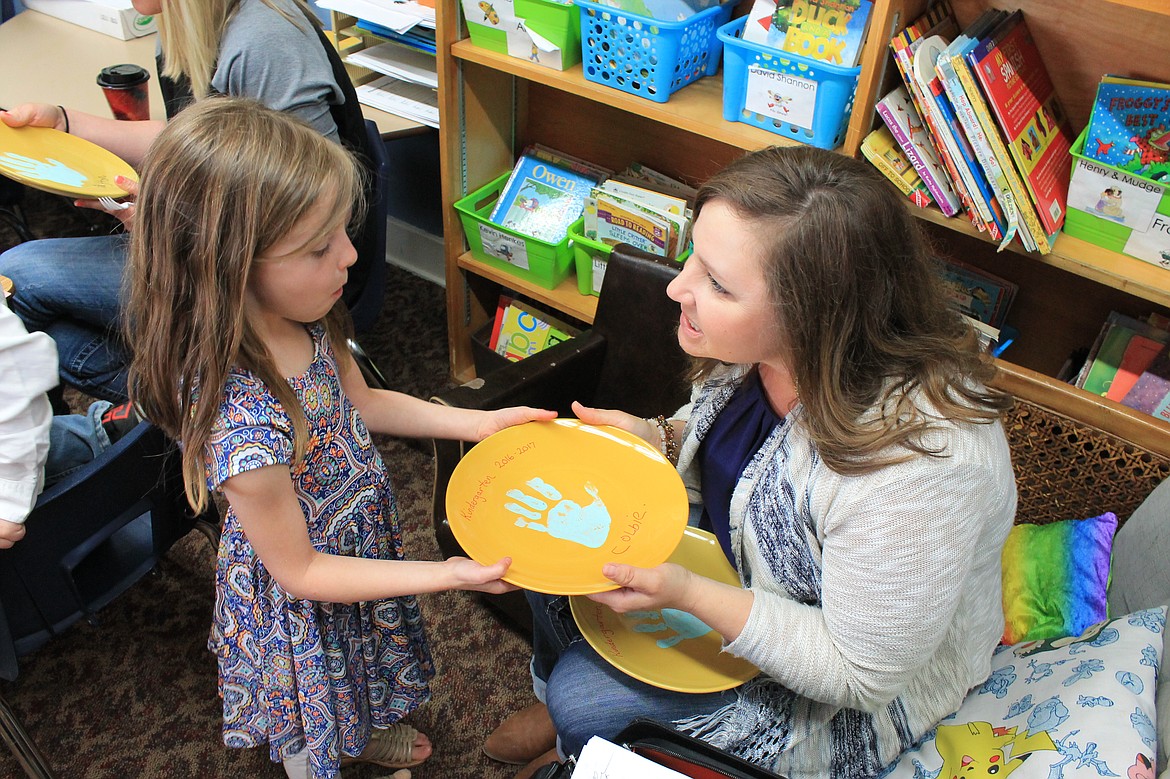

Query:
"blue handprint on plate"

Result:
[[0, 154, 86, 187], [627, 609, 714, 648], [505, 477, 611, 548]]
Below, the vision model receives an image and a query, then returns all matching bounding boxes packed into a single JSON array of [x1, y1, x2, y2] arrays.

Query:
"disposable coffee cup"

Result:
[[97, 64, 151, 121]]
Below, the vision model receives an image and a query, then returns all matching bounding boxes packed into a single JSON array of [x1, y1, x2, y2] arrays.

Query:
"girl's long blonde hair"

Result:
[[692, 145, 1011, 476], [126, 97, 364, 512], [157, 0, 317, 100]]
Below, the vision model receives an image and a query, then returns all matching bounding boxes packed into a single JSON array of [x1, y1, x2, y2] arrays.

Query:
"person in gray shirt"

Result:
[[0, 0, 364, 403]]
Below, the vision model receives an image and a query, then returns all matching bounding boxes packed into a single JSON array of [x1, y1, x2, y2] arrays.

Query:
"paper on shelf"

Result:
[[346, 41, 438, 88], [355, 75, 439, 128], [573, 736, 690, 778], [315, 0, 435, 32]]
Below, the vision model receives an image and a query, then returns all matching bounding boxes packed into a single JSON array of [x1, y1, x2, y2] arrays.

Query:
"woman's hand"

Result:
[[445, 556, 519, 594], [571, 400, 658, 446], [75, 175, 138, 229], [473, 406, 557, 441], [0, 103, 67, 132], [0, 519, 26, 549], [588, 561, 694, 613]]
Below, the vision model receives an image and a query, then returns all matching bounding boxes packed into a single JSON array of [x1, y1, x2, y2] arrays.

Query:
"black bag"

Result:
[[613, 718, 785, 779], [530, 719, 785, 778]]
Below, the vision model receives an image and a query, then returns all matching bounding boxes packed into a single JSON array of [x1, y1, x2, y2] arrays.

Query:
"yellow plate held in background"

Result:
[[0, 122, 137, 198], [445, 419, 688, 595], [570, 527, 759, 693]]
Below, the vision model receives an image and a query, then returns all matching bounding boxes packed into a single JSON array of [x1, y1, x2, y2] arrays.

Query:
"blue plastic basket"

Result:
[[576, 0, 735, 103], [717, 17, 860, 150]]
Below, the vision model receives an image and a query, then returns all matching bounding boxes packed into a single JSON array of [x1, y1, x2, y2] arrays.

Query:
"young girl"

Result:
[[125, 97, 554, 779]]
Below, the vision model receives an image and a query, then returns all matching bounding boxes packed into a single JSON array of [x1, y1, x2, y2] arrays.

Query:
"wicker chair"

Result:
[[993, 362, 1170, 530]]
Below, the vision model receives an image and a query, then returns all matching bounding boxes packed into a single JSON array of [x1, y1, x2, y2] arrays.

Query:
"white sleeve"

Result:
[[726, 426, 1013, 712], [0, 303, 58, 523]]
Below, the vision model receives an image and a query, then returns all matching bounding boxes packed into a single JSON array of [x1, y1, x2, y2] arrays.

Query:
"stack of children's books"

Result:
[[933, 256, 1017, 354], [741, 0, 873, 67], [1073, 311, 1170, 423], [1063, 75, 1170, 270], [489, 295, 580, 362], [1080, 76, 1170, 183], [489, 145, 611, 244], [582, 172, 694, 260], [870, 3, 1074, 255]]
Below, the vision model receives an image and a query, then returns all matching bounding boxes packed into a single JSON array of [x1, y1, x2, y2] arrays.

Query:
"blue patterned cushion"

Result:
[[881, 607, 1164, 778]]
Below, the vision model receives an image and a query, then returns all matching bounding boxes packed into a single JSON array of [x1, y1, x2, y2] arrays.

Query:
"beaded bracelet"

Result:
[[652, 415, 678, 465], [58, 105, 70, 134]]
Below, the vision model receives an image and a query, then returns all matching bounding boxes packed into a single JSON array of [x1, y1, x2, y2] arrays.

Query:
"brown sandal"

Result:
[[340, 723, 429, 769]]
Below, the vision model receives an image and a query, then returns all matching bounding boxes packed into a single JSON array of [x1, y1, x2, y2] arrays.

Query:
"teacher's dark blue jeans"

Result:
[[526, 590, 736, 759], [0, 234, 130, 402]]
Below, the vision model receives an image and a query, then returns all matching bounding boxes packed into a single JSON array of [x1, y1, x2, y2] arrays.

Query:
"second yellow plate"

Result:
[[446, 419, 689, 594], [0, 122, 137, 198], [570, 527, 759, 693]]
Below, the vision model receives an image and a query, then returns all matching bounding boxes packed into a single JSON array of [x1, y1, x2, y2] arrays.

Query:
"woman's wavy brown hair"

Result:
[[125, 97, 364, 512], [691, 145, 1011, 475]]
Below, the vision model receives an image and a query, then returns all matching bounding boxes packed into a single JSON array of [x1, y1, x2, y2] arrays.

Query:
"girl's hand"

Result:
[[0, 103, 67, 131], [445, 556, 520, 594], [75, 175, 137, 229], [587, 561, 694, 613], [474, 406, 557, 441], [571, 400, 658, 446]]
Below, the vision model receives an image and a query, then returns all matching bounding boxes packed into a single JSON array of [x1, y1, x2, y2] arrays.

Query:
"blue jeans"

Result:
[[0, 234, 130, 401], [527, 591, 736, 759], [46, 401, 114, 485]]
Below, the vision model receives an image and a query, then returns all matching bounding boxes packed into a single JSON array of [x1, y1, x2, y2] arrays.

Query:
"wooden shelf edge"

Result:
[[993, 360, 1170, 458], [911, 208, 1170, 309], [456, 252, 599, 324], [1100, 0, 1169, 14], [451, 39, 800, 152]]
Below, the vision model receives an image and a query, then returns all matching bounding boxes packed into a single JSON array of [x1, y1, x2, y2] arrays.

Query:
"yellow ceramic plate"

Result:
[[0, 122, 137, 198], [570, 527, 759, 693], [446, 419, 688, 595]]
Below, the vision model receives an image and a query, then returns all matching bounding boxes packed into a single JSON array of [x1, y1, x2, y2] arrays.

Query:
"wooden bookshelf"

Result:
[[436, 0, 1170, 455]]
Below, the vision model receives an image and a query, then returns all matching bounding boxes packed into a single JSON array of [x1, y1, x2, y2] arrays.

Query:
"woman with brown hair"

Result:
[[489, 145, 1018, 778]]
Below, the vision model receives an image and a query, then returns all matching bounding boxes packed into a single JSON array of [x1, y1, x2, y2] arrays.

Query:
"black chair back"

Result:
[[0, 422, 218, 778]]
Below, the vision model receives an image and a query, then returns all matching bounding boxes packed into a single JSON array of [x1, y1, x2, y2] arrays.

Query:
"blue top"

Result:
[[697, 369, 783, 568]]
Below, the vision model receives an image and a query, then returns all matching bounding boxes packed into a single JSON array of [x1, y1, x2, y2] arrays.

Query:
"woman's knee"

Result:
[[545, 643, 643, 756]]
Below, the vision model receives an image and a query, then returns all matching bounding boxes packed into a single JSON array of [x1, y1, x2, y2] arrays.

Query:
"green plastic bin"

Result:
[[454, 172, 576, 290], [465, 0, 581, 70], [568, 216, 690, 296]]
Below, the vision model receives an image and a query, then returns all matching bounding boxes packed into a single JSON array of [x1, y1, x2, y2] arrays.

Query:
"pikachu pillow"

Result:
[[881, 606, 1164, 779]]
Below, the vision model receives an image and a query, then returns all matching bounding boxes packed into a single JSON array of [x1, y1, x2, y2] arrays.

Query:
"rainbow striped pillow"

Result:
[[1000, 512, 1117, 644]]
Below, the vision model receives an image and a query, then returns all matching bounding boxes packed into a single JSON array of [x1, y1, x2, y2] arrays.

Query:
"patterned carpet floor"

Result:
[[0, 188, 536, 778]]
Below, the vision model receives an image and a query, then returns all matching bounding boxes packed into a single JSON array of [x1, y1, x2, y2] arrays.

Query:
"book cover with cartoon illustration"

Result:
[[934, 257, 1017, 329], [876, 86, 960, 217], [784, 0, 871, 67], [584, 191, 674, 257], [494, 299, 578, 361], [1083, 76, 1170, 183], [860, 126, 934, 208], [967, 11, 1073, 238], [489, 154, 601, 243], [741, 0, 792, 49]]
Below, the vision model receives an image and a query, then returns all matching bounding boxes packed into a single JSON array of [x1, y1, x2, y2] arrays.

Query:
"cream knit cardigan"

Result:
[[673, 364, 1017, 778]]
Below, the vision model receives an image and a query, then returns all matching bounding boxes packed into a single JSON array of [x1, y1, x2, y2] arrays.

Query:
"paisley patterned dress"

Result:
[[204, 325, 434, 779]]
